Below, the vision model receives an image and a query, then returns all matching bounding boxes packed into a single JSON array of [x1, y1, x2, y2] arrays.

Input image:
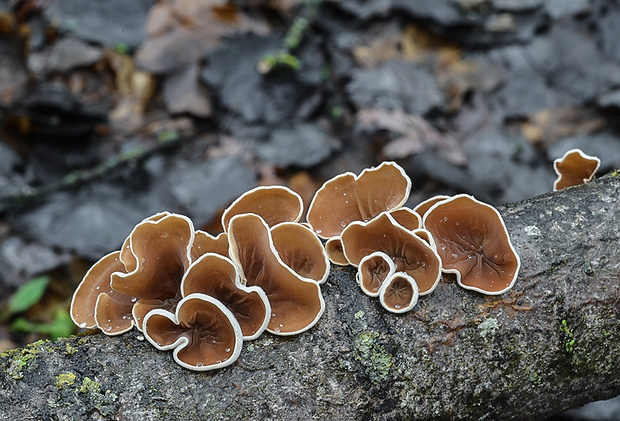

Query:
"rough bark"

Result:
[[2, 174, 620, 421]]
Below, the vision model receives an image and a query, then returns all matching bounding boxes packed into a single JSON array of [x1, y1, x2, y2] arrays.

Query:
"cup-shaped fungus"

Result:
[[143, 293, 243, 371], [357, 251, 396, 297], [325, 237, 350, 266], [379, 272, 419, 313], [270, 222, 330, 284], [389, 207, 421, 231], [413, 195, 450, 217], [181, 253, 270, 340], [221, 185, 304, 231], [191, 231, 229, 259], [341, 212, 442, 295], [70, 251, 135, 335], [307, 161, 412, 239], [422, 194, 520, 295], [227, 213, 325, 335], [553, 148, 601, 191], [111, 212, 195, 329]]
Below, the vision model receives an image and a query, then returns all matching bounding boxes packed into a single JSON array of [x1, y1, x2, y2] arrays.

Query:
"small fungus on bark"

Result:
[[111, 212, 195, 330], [307, 161, 411, 239], [325, 237, 350, 266], [553, 148, 601, 191], [341, 212, 442, 295], [143, 293, 243, 371], [180, 253, 270, 340], [221, 185, 304, 231], [270, 222, 330, 284], [422, 194, 520, 295], [227, 213, 325, 335], [357, 251, 396, 297], [379, 272, 419, 313], [70, 251, 135, 335]]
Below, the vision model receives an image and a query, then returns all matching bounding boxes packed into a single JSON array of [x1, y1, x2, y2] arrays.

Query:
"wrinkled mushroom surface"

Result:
[[379, 272, 419, 313], [181, 253, 270, 340], [341, 212, 442, 295], [70, 251, 135, 335], [356, 251, 396, 297], [221, 186, 303, 232], [270, 222, 330, 284], [228, 213, 325, 335], [422, 194, 520, 295], [553, 148, 601, 191], [111, 213, 194, 329], [307, 161, 411, 239], [143, 293, 243, 371]]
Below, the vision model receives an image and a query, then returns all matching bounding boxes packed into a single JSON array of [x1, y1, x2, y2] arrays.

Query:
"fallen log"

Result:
[[2, 173, 620, 420]]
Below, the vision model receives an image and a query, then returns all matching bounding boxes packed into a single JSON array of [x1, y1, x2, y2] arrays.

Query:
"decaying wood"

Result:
[[2, 174, 620, 420]]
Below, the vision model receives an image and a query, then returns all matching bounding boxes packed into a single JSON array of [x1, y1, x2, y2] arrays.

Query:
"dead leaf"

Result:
[[163, 63, 212, 117], [357, 108, 467, 166], [135, 0, 269, 74], [521, 106, 606, 146]]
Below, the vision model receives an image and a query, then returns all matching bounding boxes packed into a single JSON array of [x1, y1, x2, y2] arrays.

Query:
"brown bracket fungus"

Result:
[[553, 148, 601, 191], [227, 213, 325, 335], [143, 293, 243, 371], [422, 194, 520, 295], [70, 251, 135, 335], [357, 251, 396, 297], [270, 222, 330, 284], [307, 161, 412, 239], [110, 212, 195, 330], [341, 212, 442, 295], [180, 253, 270, 340], [379, 272, 419, 313], [221, 185, 304, 232]]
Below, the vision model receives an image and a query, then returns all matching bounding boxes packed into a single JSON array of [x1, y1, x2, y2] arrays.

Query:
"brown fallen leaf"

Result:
[[163, 63, 212, 117], [357, 108, 467, 166], [135, 0, 269, 74], [521, 106, 605, 146]]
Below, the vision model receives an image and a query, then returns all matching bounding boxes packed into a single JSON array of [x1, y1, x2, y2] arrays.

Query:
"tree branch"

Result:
[[2, 174, 620, 420]]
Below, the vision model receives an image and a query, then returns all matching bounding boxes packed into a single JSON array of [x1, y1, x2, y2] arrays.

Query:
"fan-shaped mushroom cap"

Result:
[[389, 207, 421, 231], [379, 272, 419, 313], [143, 293, 243, 371], [111, 213, 194, 329], [221, 186, 304, 232], [422, 194, 520, 295], [356, 251, 396, 297], [191, 231, 229, 259], [270, 222, 330, 284], [181, 253, 270, 340], [341, 212, 442, 295], [413, 195, 450, 217], [120, 212, 171, 271], [553, 148, 601, 191], [227, 213, 325, 335], [307, 161, 412, 239], [325, 237, 350, 266], [70, 251, 135, 335]]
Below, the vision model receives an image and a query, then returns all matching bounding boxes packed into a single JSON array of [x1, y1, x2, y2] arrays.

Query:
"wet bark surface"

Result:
[[1, 174, 619, 420]]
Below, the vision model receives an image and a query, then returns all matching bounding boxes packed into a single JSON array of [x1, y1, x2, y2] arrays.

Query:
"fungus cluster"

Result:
[[306, 162, 521, 312], [71, 161, 522, 371], [71, 187, 328, 371]]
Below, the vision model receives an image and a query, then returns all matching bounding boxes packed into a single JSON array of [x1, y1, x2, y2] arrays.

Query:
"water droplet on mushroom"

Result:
[[122, 315, 127, 320], [455, 222, 459, 226], [442, 217, 448, 222], [343, 192, 347, 196], [339, 221, 347, 228], [196, 362, 203, 368], [271, 312, 276, 317], [394, 304, 401, 309], [141, 257, 147, 264], [225, 348, 231, 353], [451, 253, 458, 259], [105, 325, 112, 331], [131, 297, 137, 303], [279, 324, 283, 328], [79, 322, 87, 328], [274, 327, 281, 333], [344, 200, 349, 204], [95, 286, 100, 290], [316, 229, 322, 234]]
